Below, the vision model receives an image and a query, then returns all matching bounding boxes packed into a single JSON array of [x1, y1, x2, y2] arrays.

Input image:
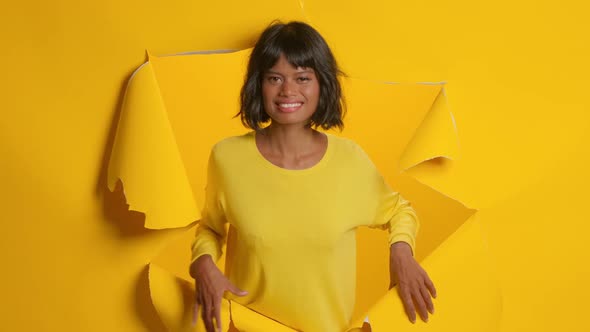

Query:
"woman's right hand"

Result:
[[190, 254, 248, 332]]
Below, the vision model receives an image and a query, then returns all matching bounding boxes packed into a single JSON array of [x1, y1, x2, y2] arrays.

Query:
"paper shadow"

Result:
[[103, 179, 152, 237], [96, 59, 155, 237], [135, 265, 168, 332]]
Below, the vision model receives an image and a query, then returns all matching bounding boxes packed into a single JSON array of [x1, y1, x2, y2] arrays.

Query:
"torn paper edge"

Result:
[[107, 61, 199, 229], [123, 47, 483, 331], [344, 78, 458, 171]]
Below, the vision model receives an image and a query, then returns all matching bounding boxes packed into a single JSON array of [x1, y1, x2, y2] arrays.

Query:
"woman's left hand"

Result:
[[389, 242, 437, 323]]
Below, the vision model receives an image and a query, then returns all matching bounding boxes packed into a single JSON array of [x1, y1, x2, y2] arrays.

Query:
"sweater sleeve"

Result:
[[354, 142, 419, 256], [369, 174, 420, 256], [191, 147, 228, 264]]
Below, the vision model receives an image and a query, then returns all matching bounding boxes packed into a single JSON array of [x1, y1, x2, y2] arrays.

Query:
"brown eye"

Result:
[[267, 76, 282, 84]]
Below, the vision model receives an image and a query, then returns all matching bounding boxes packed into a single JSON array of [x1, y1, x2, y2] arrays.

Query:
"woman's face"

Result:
[[261, 54, 320, 127]]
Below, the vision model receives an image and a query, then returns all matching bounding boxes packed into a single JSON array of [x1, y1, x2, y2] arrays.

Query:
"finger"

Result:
[[214, 298, 222, 332], [419, 283, 435, 315], [203, 311, 214, 332], [201, 295, 215, 332], [227, 282, 248, 297], [412, 287, 429, 322], [398, 286, 416, 323], [192, 296, 200, 326], [193, 285, 201, 326], [424, 275, 437, 299]]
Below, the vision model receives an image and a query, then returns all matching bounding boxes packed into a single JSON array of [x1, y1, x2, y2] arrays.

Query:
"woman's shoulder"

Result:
[[327, 133, 370, 157], [326, 134, 379, 171], [210, 131, 254, 157]]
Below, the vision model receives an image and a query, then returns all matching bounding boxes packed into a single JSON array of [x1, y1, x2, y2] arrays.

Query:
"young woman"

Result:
[[189, 21, 436, 332]]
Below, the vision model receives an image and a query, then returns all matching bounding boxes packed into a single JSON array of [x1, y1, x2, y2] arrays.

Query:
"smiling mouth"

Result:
[[276, 102, 303, 112]]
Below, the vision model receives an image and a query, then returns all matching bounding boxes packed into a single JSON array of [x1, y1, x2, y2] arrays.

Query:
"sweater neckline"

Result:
[[248, 130, 334, 175]]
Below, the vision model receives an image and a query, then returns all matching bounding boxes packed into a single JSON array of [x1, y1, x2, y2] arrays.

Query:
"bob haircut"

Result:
[[237, 21, 346, 131]]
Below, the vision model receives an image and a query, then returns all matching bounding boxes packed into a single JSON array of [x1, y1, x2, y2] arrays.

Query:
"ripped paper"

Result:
[[108, 48, 496, 331]]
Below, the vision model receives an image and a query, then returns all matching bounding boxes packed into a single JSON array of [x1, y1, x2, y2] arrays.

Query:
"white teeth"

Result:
[[279, 103, 302, 108]]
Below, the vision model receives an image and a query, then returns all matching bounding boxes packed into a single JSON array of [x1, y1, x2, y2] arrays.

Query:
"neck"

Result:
[[260, 123, 317, 157]]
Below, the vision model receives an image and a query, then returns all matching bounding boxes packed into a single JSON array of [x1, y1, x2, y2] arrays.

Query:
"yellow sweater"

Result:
[[191, 131, 418, 332]]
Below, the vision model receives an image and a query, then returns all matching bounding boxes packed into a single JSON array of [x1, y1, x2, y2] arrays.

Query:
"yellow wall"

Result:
[[1, 0, 589, 331]]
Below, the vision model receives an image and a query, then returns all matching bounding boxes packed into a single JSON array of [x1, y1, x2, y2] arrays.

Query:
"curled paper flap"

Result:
[[399, 84, 459, 171], [107, 61, 199, 229], [148, 263, 199, 331]]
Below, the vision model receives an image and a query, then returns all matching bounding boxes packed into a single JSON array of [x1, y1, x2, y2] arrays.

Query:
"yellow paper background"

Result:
[[1, 0, 589, 331], [124, 47, 475, 329]]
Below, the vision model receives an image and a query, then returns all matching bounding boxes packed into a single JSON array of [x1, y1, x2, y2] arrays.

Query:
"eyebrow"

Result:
[[265, 69, 315, 75]]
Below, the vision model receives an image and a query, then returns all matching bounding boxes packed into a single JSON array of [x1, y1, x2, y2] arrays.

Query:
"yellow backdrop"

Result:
[[1, 0, 589, 331]]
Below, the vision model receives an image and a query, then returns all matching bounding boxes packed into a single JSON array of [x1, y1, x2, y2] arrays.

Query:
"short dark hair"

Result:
[[237, 21, 346, 131]]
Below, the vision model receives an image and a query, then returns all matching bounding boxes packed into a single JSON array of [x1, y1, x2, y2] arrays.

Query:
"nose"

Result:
[[279, 79, 297, 96]]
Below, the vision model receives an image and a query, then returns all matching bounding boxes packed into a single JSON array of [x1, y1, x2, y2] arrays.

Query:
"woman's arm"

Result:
[[190, 147, 247, 332], [191, 148, 228, 264], [389, 241, 437, 323], [190, 254, 247, 332], [369, 172, 436, 323]]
